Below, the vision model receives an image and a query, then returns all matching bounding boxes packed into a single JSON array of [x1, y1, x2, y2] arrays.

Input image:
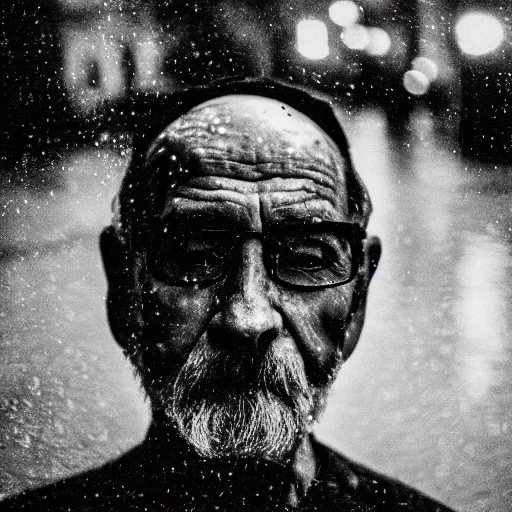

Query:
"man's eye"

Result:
[[150, 234, 231, 285], [279, 245, 329, 270], [180, 247, 225, 267]]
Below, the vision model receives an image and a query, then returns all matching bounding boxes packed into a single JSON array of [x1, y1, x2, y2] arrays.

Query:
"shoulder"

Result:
[[0, 446, 147, 512], [308, 440, 456, 512]]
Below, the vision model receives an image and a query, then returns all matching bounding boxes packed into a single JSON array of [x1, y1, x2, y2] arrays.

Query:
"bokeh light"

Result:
[[455, 12, 504, 56], [329, 1, 360, 27], [403, 70, 429, 96], [297, 20, 330, 60], [412, 56, 438, 81], [366, 27, 391, 56], [342, 24, 369, 51]]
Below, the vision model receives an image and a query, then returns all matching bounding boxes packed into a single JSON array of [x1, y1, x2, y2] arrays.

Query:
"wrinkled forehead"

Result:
[[143, 94, 349, 219]]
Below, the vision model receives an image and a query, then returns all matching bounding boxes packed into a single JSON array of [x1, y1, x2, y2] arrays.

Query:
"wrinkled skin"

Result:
[[101, 95, 381, 503]]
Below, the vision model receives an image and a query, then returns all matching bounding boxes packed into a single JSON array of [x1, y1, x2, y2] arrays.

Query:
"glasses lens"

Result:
[[151, 230, 232, 285], [274, 232, 353, 287]]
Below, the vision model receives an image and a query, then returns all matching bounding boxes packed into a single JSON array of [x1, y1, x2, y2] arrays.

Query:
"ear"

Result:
[[341, 235, 382, 359], [100, 226, 145, 354]]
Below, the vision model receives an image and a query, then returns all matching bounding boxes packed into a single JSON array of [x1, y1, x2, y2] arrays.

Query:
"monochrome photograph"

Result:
[[0, 1, 511, 510]]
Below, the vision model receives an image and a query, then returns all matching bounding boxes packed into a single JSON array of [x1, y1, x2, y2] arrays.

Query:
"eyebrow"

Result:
[[158, 217, 339, 234], [264, 204, 344, 225], [160, 209, 239, 229]]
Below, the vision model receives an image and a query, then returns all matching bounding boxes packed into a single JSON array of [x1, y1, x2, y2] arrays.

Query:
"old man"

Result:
[[4, 78, 454, 511]]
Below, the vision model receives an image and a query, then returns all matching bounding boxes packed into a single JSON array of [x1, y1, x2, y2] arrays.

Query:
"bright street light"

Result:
[[403, 70, 430, 96], [329, 1, 360, 27], [455, 12, 504, 56], [412, 56, 438, 81], [366, 27, 391, 56], [297, 20, 330, 60], [342, 24, 369, 51]]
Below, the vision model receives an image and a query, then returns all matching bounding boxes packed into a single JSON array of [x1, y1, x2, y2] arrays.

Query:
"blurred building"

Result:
[[1, 0, 511, 164], [0, 0, 273, 163]]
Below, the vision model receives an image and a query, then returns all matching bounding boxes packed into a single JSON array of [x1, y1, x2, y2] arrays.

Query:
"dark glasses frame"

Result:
[[147, 221, 367, 290]]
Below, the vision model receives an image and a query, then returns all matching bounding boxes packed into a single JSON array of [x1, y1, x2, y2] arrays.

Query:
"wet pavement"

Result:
[[0, 108, 511, 511]]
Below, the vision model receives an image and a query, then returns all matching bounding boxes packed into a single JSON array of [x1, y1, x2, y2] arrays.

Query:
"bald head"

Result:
[[148, 94, 344, 158], [144, 95, 350, 227], [149, 95, 345, 167]]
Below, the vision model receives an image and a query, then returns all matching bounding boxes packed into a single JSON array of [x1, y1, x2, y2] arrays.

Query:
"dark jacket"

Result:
[[1, 433, 455, 511]]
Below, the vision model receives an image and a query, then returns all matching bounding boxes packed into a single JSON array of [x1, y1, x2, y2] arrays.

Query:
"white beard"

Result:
[[159, 337, 320, 463]]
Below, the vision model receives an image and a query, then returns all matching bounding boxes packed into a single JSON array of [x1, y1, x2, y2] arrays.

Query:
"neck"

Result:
[[143, 413, 317, 508]]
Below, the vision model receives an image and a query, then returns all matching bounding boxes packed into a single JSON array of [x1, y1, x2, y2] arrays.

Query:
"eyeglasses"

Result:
[[147, 221, 366, 290]]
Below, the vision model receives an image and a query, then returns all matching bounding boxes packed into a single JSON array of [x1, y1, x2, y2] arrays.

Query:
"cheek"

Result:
[[279, 287, 353, 384], [142, 278, 221, 360]]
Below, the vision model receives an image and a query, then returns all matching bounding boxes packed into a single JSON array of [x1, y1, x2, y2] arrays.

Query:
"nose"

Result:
[[211, 239, 283, 356]]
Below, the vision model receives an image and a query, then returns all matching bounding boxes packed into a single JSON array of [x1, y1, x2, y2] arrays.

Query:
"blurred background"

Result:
[[0, 1, 511, 510]]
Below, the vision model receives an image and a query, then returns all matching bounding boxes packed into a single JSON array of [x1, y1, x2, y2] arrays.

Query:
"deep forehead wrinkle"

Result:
[[174, 176, 340, 208], [172, 157, 339, 192], [151, 95, 349, 217]]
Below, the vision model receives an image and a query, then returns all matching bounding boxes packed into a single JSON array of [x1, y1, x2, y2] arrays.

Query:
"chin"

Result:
[[167, 389, 309, 463]]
